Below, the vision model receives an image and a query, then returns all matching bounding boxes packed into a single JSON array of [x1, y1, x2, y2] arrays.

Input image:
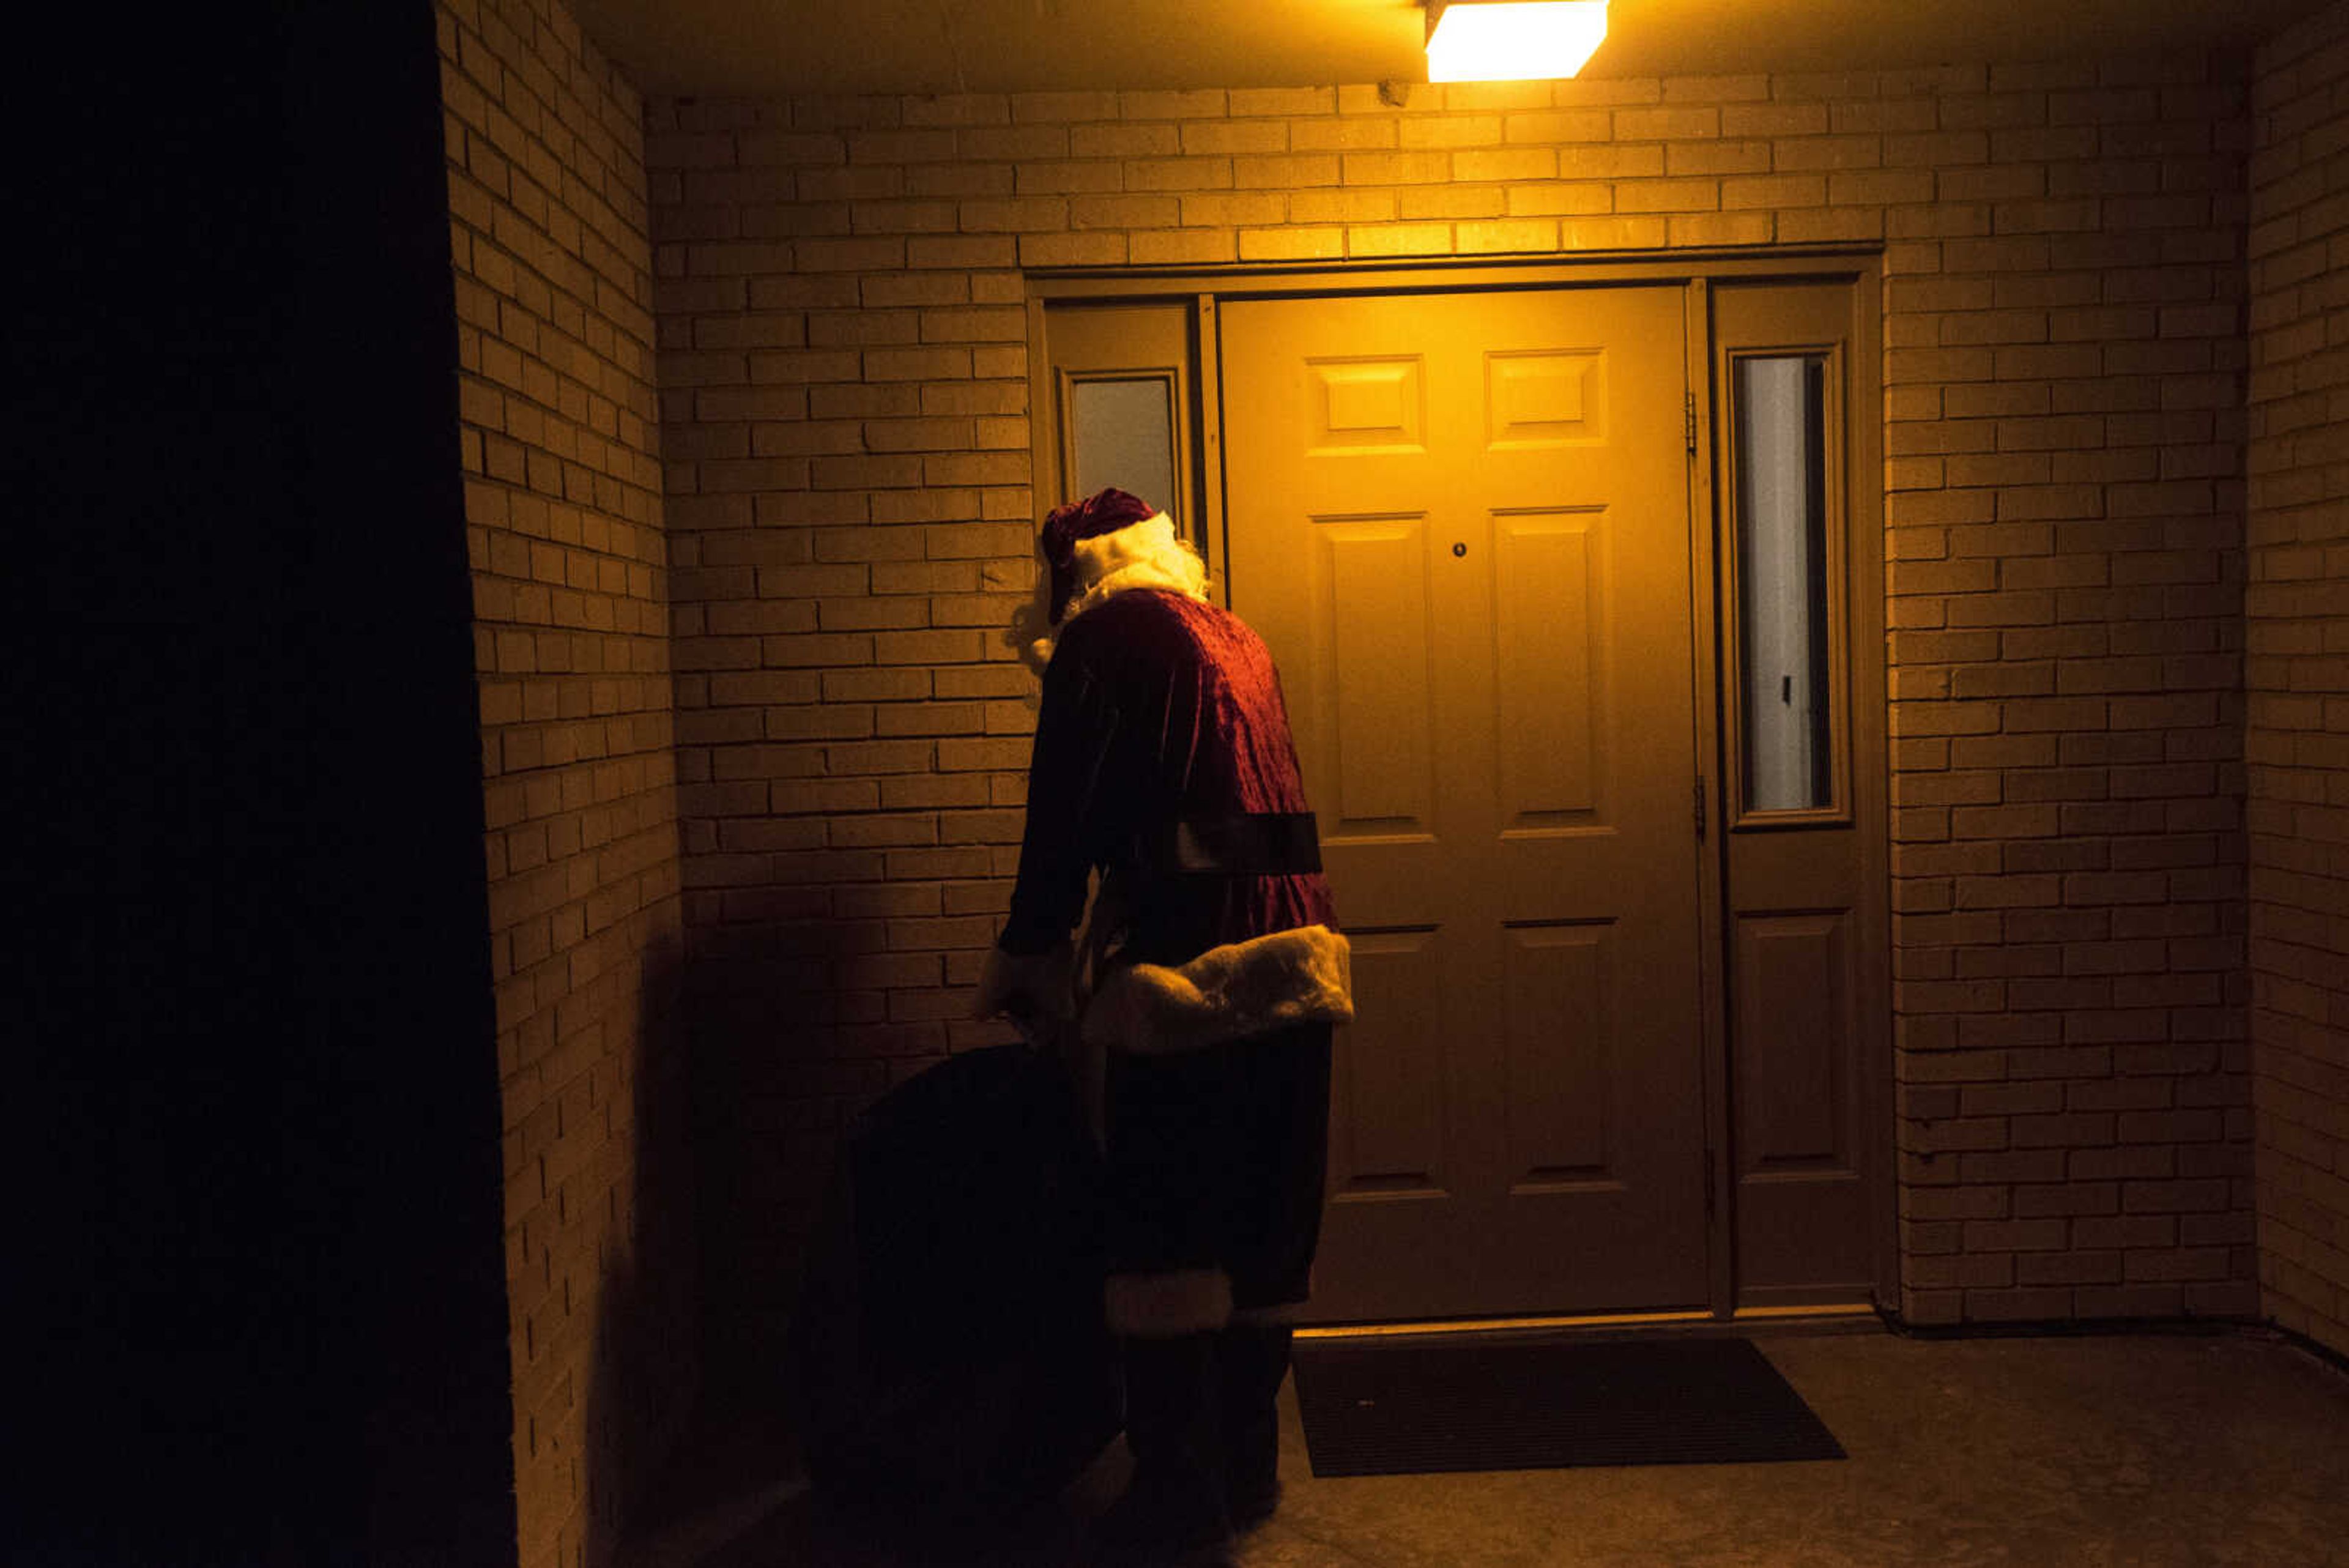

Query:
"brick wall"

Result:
[[2249, 4, 2349, 1361], [644, 55, 2262, 1344], [438, 2, 692, 1564]]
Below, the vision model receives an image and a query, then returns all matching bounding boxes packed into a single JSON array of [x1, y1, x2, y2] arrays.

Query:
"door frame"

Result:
[[1026, 249, 1893, 1324]]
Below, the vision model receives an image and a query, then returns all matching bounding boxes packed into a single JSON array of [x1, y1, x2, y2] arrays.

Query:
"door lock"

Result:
[[1451, 541, 1466, 557]]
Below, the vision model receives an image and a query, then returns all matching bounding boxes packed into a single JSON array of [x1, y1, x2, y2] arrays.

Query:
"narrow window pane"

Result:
[[1069, 376, 1178, 519], [1735, 355, 1833, 813]]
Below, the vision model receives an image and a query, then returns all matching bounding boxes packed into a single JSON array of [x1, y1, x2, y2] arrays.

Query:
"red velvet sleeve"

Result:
[[998, 647, 1118, 954]]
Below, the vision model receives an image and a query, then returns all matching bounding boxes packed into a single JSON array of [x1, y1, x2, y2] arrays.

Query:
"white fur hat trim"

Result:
[[1059, 511, 1208, 626]]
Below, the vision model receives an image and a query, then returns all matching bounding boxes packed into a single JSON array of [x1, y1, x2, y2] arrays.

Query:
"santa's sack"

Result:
[[787, 1042, 1119, 1526]]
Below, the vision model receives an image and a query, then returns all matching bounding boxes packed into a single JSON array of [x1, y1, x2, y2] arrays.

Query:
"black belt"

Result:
[[1136, 812, 1323, 877]]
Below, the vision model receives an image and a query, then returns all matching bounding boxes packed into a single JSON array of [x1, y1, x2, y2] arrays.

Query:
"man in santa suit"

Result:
[[975, 486, 1352, 1563]]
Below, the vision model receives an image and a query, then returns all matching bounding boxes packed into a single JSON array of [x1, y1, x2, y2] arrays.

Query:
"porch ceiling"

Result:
[[574, 0, 2332, 98]]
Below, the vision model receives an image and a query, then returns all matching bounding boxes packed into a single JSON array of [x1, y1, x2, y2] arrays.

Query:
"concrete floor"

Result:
[[644, 1326, 2349, 1568]]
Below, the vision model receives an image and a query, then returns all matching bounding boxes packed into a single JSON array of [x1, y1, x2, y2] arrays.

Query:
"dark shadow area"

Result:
[[618, 915, 872, 1559], [633, 1326, 2349, 1568], [21, 7, 516, 1563], [581, 923, 707, 1566], [695, 1443, 1129, 1568], [682, 912, 914, 1414], [628, 920, 1124, 1566]]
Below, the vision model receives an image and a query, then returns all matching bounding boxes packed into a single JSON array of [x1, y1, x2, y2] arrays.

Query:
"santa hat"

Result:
[[1041, 486, 1159, 624]]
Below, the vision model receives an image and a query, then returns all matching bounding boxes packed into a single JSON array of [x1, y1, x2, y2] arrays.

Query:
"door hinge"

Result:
[[1694, 773, 1707, 839], [1684, 391, 1698, 453]]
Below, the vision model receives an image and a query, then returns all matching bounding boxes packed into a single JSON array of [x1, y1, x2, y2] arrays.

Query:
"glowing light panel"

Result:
[[1425, 0, 1608, 83]]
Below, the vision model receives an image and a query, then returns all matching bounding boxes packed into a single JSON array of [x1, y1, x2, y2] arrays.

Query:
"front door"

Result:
[[1220, 286, 1707, 1321]]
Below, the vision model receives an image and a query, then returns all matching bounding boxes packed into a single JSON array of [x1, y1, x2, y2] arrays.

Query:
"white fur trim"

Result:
[[1082, 926, 1353, 1056], [1060, 512, 1209, 625], [1008, 511, 1211, 667], [1106, 1268, 1234, 1337], [1004, 596, 1056, 673], [973, 940, 1074, 1024]]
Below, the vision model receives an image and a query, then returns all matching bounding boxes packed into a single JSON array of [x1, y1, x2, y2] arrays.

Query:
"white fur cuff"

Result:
[[1081, 925, 1353, 1056], [1106, 1268, 1234, 1337]]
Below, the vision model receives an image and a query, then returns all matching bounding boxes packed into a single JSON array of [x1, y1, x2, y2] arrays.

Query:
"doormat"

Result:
[[1291, 1334, 1845, 1476]]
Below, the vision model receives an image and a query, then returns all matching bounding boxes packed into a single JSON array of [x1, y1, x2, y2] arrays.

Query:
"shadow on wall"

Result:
[[579, 923, 703, 1567], [700, 906, 954, 1395], [610, 910, 916, 1551]]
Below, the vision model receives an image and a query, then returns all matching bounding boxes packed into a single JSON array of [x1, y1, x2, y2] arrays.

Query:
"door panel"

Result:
[[1501, 922, 1616, 1180], [1221, 287, 1705, 1321], [1315, 516, 1438, 830], [1493, 510, 1601, 820], [1734, 910, 1852, 1170], [1331, 927, 1450, 1194]]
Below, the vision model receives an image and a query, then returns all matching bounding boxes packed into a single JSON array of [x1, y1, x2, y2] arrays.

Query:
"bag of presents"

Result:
[[789, 1042, 1120, 1526]]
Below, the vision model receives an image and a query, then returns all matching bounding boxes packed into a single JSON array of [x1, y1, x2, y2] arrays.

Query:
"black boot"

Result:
[[1217, 1323, 1291, 1530], [1093, 1334, 1231, 1566]]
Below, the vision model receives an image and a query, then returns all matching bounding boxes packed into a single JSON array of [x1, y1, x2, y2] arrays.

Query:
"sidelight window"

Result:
[[1038, 300, 1203, 559], [1064, 373, 1179, 522], [1728, 351, 1842, 822]]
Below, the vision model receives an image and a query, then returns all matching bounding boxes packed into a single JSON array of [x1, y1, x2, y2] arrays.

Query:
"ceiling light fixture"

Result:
[[1424, 0, 1608, 83]]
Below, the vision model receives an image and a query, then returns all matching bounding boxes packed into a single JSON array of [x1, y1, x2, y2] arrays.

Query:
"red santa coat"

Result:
[[990, 581, 1351, 1334], [999, 586, 1333, 965]]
